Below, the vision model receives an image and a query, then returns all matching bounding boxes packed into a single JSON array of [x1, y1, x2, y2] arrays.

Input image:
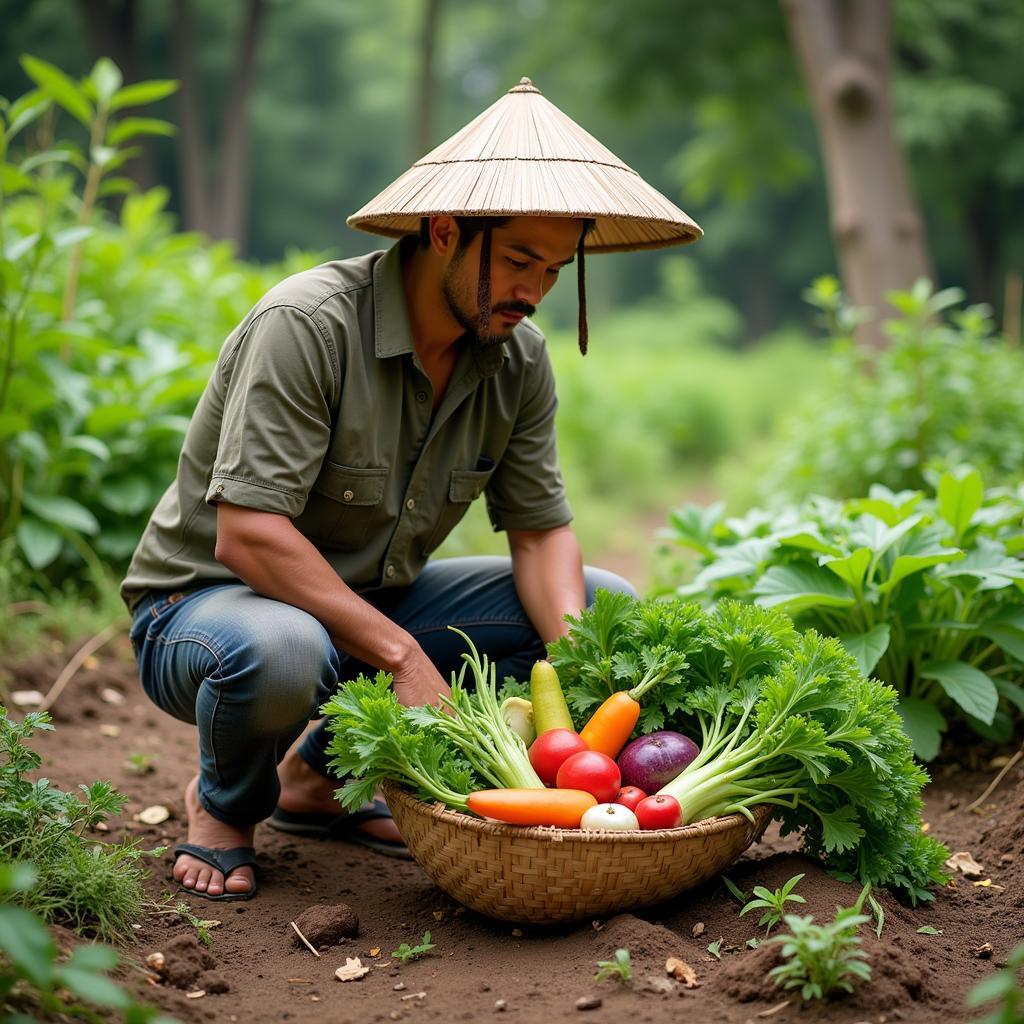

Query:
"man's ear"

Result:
[[429, 216, 459, 257]]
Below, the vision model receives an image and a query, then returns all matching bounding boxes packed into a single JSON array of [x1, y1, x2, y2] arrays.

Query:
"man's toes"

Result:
[[194, 866, 212, 892], [224, 869, 253, 895]]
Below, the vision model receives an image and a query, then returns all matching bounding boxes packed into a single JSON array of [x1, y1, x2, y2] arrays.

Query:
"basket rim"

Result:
[[381, 780, 772, 844]]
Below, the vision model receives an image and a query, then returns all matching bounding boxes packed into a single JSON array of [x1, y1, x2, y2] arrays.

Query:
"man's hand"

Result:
[[390, 642, 452, 709]]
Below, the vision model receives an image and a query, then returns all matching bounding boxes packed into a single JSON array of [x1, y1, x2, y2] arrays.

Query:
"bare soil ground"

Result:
[[12, 636, 1024, 1024]]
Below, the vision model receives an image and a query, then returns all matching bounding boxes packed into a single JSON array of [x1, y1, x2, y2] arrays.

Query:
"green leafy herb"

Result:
[[391, 931, 435, 963], [738, 873, 806, 935], [768, 903, 872, 1001], [594, 948, 633, 984]]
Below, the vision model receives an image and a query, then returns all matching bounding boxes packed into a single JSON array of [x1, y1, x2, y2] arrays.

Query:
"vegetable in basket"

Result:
[[468, 788, 597, 827], [552, 593, 950, 903], [529, 660, 574, 734]]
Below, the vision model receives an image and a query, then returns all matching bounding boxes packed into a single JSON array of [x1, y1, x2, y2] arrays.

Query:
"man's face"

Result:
[[441, 217, 582, 343]]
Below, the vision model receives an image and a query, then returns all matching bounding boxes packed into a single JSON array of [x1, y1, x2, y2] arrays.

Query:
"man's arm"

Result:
[[215, 502, 450, 708], [507, 523, 586, 645]]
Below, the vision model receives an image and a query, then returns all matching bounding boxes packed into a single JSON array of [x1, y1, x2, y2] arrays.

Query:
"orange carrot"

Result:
[[579, 691, 640, 759], [467, 788, 597, 828]]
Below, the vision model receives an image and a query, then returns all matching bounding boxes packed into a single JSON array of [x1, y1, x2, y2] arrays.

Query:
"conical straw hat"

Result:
[[348, 78, 702, 253]]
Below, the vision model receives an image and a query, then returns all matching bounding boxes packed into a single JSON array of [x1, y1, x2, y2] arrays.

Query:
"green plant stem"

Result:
[[60, 101, 108, 340]]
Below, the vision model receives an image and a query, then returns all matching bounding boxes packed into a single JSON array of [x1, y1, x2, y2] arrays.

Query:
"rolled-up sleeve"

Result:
[[485, 343, 573, 532], [206, 304, 338, 517]]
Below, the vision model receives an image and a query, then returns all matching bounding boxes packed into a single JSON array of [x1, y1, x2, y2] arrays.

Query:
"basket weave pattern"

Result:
[[382, 781, 772, 923]]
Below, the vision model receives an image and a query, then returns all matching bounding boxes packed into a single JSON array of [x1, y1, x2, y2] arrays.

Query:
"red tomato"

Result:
[[528, 729, 589, 787], [613, 786, 647, 812], [634, 794, 683, 830], [555, 750, 621, 803]]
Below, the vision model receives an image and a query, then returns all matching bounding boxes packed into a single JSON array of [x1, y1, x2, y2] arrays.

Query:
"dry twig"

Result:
[[290, 921, 321, 958], [964, 743, 1024, 814], [39, 623, 122, 712]]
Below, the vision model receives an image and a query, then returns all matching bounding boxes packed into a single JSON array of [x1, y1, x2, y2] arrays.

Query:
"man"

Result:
[[121, 78, 700, 901]]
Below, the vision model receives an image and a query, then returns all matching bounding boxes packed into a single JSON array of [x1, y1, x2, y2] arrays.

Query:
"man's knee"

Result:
[[583, 566, 640, 604], [230, 611, 338, 730]]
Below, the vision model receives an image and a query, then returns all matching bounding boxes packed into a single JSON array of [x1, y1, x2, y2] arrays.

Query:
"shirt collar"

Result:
[[372, 238, 508, 379]]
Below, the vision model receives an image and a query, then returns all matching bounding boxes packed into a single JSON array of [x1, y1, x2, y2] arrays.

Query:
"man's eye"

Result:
[[507, 258, 529, 270]]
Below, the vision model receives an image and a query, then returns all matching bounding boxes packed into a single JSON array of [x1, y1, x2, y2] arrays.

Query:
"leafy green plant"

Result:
[[738, 873, 806, 935], [0, 56, 316, 591], [760, 276, 1024, 502], [594, 948, 633, 984], [391, 931, 434, 963], [966, 942, 1024, 1024], [122, 753, 156, 776], [767, 902, 872, 1001], [0, 709, 158, 941], [662, 466, 1024, 760], [706, 939, 723, 960], [0, 862, 177, 1023]]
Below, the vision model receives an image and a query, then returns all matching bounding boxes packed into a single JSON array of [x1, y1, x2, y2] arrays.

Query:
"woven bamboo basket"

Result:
[[382, 780, 772, 924]]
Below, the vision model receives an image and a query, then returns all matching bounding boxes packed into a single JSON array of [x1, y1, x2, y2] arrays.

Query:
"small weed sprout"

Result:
[[707, 939, 723, 960], [391, 931, 435, 962], [124, 752, 157, 775], [768, 903, 872, 1002], [966, 942, 1024, 1024], [739, 873, 806, 935], [594, 948, 633, 984]]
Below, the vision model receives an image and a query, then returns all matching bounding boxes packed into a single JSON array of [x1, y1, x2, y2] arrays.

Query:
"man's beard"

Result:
[[441, 249, 535, 344]]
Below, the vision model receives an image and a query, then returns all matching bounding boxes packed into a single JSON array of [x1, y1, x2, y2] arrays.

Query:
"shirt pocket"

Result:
[[423, 467, 495, 555], [295, 461, 390, 550]]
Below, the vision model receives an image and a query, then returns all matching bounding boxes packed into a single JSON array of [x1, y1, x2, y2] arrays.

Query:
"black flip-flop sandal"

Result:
[[173, 843, 258, 901], [267, 798, 412, 859]]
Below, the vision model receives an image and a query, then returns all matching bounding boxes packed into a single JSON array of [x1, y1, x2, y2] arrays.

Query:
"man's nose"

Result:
[[514, 275, 545, 305]]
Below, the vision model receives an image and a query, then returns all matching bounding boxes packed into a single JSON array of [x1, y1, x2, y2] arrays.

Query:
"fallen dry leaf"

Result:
[[135, 805, 170, 825], [185, 990, 206, 999], [989, 754, 1010, 769], [433, 909, 444, 921], [756, 1000, 791, 1018], [99, 724, 121, 738], [666, 957, 699, 988], [100, 686, 124, 705], [370, 947, 381, 957], [691, 922, 705, 938], [945, 851, 984, 878], [335, 957, 370, 982], [11, 690, 44, 707]]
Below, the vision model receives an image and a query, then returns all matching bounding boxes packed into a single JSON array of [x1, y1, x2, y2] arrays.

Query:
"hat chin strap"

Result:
[[577, 232, 588, 356], [477, 225, 492, 341]]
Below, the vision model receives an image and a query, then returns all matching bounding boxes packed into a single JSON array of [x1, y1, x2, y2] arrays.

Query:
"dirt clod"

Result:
[[197, 970, 229, 994], [162, 933, 216, 989], [291, 903, 359, 948]]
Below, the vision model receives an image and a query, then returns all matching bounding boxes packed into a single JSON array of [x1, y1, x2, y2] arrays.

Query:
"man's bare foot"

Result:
[[173, 776, 256, 898], [276, 750, 402, 845]]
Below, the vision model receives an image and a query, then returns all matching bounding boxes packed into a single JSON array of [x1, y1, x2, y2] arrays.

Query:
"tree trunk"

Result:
[[414, 0, 443, 158], [78, 0, 158, 193], [214, 0, 266, 252], [172, 0, 208, 232], [781, 0, 932, 348]]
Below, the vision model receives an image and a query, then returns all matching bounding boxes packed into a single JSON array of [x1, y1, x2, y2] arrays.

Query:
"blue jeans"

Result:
[[129, 556, 637, 826]]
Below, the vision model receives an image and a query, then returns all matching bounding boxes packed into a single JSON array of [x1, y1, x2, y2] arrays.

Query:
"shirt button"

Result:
[[342, 489, 355, 502], [215, 484, 224, 494], [385, 564, 396, 578], [405, 498, 416, 510], [416, 391, 428, 403]]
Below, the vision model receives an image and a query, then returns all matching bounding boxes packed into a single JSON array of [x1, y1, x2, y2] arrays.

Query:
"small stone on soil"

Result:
[[575, 996, 602, 1011], [292, 903, 359, 948], [691, 922, 705, 938], [973, 943, 994, 959], [494, 999, 507, 1011]]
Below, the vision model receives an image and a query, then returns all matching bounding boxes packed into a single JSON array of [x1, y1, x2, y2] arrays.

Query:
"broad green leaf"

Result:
[[838, 624, 891, 676], [52, 225, 94, 248], [877, 527, 962, 594], [107, 116, 176, 145], [897, 698, 947, 762], [751, 564, 856, 614], [817, 804, 865, 853], [98, 477, 150, 515], [919, 660, 998, 724], [20, 55, 93, 127], [694, 537, 776, 586], [775, 530, 841, 556], [21, 493, 100, 535], [0, 862, 37, 893], [4, 93, 51, 141], [90, 144, 118, 169], [821, 547, 872, 590], [994, 679, 1024, 714], [110, 78, 180, 111], [65, 435, 111, 462], [938, 468, 983, 539], [63, 943, 119, 972], [936, 538, 1024, 591], [0, 904, 55, 987], [0, 163, 35, 194], [89, 57, 123, 105], [16, 518, 63, 569], [56, 964, 130, 1009], [978, 623, 1024, 663], [846, 488, 922, 526], [5, 232, 40, 261], [0, 412, 30, 439]]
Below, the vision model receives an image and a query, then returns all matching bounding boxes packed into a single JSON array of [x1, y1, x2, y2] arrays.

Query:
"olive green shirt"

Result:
[[120, 239, 572, 609]]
